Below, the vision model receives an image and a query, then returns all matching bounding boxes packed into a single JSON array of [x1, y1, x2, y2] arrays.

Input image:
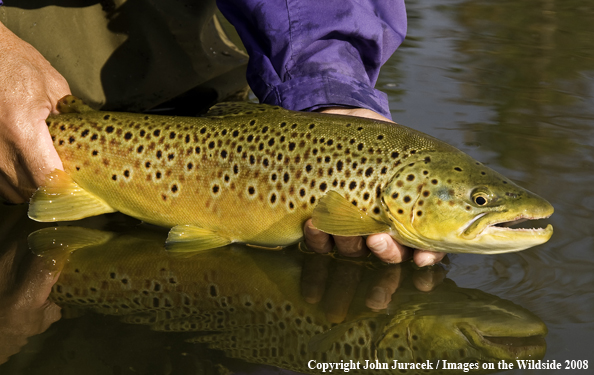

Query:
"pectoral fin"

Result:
[[28, 227, 114, 258], [166, 225, 232, 252], [28, 169, 116, 222], [312, 190, 390, 236]]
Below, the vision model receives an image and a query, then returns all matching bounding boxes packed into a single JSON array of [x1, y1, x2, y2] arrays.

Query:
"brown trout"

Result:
[[29, 95, 553, 253], [29, 226, 548, 374]]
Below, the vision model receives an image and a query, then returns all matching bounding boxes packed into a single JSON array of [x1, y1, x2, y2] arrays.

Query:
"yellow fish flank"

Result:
[[29, 95, 553, 253]]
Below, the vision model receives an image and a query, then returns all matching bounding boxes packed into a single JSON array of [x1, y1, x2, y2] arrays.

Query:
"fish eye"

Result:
[[474, 195, 488, 206]]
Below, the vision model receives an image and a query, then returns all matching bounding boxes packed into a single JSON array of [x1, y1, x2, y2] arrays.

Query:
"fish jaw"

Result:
[[457, 201, 554, 254]]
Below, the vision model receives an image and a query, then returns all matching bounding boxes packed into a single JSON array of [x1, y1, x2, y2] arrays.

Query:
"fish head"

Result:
[[382, 152, 554, 253], [374, 281, 547, 365]]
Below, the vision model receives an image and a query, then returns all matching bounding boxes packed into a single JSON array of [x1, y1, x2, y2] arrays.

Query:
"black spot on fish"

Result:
[[233, 165, 239, 174], [200, 127, 206, 134], [277, 153, 283, 161], [153, 129, 161, 136], [212, 185, 219, 194], [236, 145, 242, 153], [247, 135, 254, 142], [377, 135, 384, 140], [391, 192, 399, 199], [124, 170, 130, 178], [145, 161, 151, 168], [431, 179, 438, 185], [124, 132, 133, 140], [68, 136, 75, 144], [168, 153, 174, 161], [423, 170, 429, 175], [270, 194, 277, 203], [357, 143, 364, 151], [289, 142, 296, 151], [407, 174, 415, 181], [208, 141, 215, 149], [92, 150, 98, 156], [403, 196, 411, 203], [248, 186, 255, 195], [363, 192, 370, 200], [349, 181, 357, 190], [103, 114, 110, 120], [309, 124, 315, 129], [365, 167, 373, 177], [81, 129, 89, 137], [112, 175, 117, 181], [91, 133, 98, 141], [137, 145, 144, 153], [268, 138, 275, 146], [171, 184, 178, 193], [289, 201, 295, 210], [249, 120, 256, 126], [391, 151, 399, 159], [187, 162, 193, 170], [310, 196, 316, 204], [156, 171, 162, 179], [336, 160, 344, 172], [185, 134, 190, 143], [263, 158, 269, 167], [156, 151, 162, 159], [232, 130, 239, 137], [169, 131, 176, 139], [249, 155, 256, 165], [373, 207, 381, 214], [221, 150, 228, 158], [319, 182, 327, 192], [283, 172, 290, 183], [106, 126, 114, 134], [454, 167, 462, 172]]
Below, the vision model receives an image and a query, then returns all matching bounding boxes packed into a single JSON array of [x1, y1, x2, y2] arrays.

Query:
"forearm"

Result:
[[217, 0, 406, 119]]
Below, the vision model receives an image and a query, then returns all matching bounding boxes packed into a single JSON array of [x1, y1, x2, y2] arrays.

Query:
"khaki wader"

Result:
[[0, 0, 249, 113]]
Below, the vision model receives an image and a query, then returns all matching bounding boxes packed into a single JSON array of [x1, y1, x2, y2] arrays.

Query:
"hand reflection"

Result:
[[0, 209, 62, 365], [300, 252, 446, 323]]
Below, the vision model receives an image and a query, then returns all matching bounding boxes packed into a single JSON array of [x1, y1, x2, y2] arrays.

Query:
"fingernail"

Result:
[[368, 237, 387, 254], [417, 255, 437, 268]]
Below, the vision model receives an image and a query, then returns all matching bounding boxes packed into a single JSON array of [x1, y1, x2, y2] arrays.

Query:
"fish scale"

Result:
[[30, 95, 553, 253], [44, 98, 446, 245]]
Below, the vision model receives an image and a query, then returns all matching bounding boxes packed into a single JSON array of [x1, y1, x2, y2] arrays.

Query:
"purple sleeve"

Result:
[[217, 0, 406, 120]]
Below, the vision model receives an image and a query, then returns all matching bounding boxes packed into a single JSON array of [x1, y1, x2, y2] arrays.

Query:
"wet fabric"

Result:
[[218, 0, 407, 119]]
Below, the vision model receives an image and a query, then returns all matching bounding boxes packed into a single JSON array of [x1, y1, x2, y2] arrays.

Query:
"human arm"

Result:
[[0, 21, 70, 203]]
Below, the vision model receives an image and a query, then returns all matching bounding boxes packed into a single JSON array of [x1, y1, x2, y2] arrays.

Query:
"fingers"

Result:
[[413, 249, 447, 268], [366, 233, 412, 263], [365, 266, 402, 310], [303, 220, 334, 253]]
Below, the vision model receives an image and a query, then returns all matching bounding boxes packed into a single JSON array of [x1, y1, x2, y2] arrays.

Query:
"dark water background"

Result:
[[1, 0, 593, 374]]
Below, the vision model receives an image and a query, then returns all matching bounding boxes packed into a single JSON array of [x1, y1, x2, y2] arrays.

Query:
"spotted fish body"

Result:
[[30, 96, 553, 253], [30, 227, 547, 375]]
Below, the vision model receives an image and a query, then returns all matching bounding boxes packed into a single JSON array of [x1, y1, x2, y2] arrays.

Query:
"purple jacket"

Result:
[[0, 0, 406, 118], [217, 0, 407, 119]]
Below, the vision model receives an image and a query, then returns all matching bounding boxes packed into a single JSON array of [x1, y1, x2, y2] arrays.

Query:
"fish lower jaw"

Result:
[[458, 324, 546, 360]]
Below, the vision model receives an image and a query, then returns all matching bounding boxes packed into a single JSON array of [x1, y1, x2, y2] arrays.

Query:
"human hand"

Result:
[[0, 206, 62, 364], [304, 107, 446, 267], [300, 252, 446, 323], [0, 22, 70, 203]]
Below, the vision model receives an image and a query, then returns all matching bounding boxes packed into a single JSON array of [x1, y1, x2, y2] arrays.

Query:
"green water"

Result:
[[1, 0, 593, 374]]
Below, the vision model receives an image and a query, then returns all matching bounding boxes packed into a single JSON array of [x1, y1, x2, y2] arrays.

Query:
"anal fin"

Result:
[[166, 225, 232, 252], [28, 169, 116, 222], [312, 190, 390, 236]]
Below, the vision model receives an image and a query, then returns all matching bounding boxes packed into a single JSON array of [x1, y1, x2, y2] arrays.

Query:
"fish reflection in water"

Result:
[[23, 226, 547, 374]]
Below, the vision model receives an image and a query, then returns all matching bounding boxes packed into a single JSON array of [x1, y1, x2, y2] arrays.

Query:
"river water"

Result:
[[0, 0, 593, 374]]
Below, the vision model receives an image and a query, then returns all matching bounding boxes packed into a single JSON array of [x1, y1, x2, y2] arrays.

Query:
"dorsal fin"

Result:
[[56, 95, 95, 113], [205, 101, 285, 117]]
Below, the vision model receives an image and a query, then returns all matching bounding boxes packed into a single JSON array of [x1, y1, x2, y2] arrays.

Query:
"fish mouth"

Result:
[[460, 210, 554, 253]]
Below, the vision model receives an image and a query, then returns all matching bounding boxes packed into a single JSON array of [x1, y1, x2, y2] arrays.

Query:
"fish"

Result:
[[29, 95, 554, 253], [29, 226, 548, 374]]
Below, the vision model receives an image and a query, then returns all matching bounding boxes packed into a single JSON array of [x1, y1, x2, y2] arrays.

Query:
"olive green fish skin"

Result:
[[44, 98, 553, 252]]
